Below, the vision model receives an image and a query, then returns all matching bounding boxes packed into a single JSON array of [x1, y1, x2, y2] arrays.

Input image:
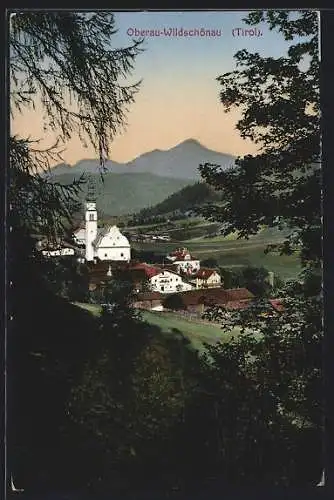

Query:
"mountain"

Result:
[[49, 139, 235, 181], [49, 172, 192, 216], [133, 182, 222, 220], [48, 159, 126, 177], [124, 139, 235, 180]]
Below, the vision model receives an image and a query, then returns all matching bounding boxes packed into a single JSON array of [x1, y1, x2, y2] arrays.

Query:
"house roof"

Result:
[[128, 262, 162, 279], [161, 264, 179, 272], [87, 260, 128, 273], [269, 299, 284, 312], [165, 288, 254, 307], [92, 225, 130, 248], [225, 299, 252, 310], [134, 291, 164, 302], [39, 241, 79, 251], [128, 263, 184, 280], [194, 268, 219, 279]]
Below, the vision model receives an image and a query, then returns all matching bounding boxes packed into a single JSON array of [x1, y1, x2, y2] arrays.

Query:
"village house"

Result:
[[191, 268, 222, 289], [37, 236, 79, 258], [166, 247, 201, 276], [42, 247, 75, 257], [151, 269, 193, 294], [164, 288, 254, 314], [86, 260, 193, 298], [128, 262, 193, 294]]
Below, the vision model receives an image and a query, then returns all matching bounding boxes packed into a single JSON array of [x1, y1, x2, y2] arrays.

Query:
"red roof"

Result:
[[165, 288, 254, 307], [225, 299, 252, 310], [194, 268, 218, 279], [128, 262, 162, 279], [161, 264, 179, 272], [134, 291, 164, 302], [269, 299, 284, 312], [168, 247, 197, 261]]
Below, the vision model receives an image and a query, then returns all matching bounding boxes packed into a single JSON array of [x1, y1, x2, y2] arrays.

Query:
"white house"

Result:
[[128, 263, 193, 294], [192, 268, 222, 289], [150, 269, 193, 294], [42, 247, 75, 257], [84, 201, 131, 262], [166, 247, 201, 276]]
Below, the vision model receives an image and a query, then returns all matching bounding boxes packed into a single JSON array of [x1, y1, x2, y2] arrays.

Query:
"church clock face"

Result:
[[86, 202, 96, 211]]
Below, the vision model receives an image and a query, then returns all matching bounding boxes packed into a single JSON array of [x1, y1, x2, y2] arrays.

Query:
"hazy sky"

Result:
[[11, 10, 312, 165]]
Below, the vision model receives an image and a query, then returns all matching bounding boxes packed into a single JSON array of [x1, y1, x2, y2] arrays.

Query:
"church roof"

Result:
[[92, 225, 130, 248]]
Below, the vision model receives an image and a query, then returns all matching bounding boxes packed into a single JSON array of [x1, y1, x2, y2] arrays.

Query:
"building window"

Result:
[[105, 253, 108, 258], [89, 213, 94, 221], [121, 253, 124, 257]]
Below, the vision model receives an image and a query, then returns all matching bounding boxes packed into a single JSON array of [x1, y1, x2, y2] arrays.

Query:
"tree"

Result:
[[9, 11, 143, 491], [202, 258, 219, 268], [10, 12, 143, 246], [40, 256, 90, 301], [200, 276, 323, 485], [199, 10, 320, 270], [67, 310, 199, 491], [241, 265, 271, 297], [197, 10, 322, 485]]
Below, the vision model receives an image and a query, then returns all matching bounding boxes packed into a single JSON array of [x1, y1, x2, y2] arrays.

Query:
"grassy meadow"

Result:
[[141, 310, 239, 353], [132, 236, 301, 280], [73, 302, 241, 353]]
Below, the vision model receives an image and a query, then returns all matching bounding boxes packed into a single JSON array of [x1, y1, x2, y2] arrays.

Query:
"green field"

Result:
[[132, 236, 301, 280], [73, 302, 102, 316], [73, 302, 240, 353], [141, 310, 239, 353]]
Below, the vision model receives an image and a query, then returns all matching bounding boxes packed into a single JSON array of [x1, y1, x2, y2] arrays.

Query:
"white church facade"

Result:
[[84, 201, 131, 262]]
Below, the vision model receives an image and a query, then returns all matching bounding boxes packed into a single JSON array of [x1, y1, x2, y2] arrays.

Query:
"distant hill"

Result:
[[124, 139, 235, 180], [133, 182, 222, 220], [49, 139, 235, 181], [49, 172, 192, 216]]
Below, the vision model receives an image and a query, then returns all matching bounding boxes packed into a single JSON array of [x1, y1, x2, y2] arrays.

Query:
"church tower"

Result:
[[85, 177, 98, 261]]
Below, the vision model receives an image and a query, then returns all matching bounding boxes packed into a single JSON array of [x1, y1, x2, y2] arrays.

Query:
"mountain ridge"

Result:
[[49, 139, 235, 181]]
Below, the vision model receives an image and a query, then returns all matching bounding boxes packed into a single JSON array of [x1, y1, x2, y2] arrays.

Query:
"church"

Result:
[[83, 200, 131, 262]]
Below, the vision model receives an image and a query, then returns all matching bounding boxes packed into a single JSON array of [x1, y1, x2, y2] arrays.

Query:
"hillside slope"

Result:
[[133, 182, 222, 220], [49, 172, 192, 216]]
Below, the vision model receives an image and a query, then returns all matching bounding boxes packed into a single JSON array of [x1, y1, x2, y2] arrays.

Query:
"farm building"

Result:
[[164, 288, 254, 313]]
